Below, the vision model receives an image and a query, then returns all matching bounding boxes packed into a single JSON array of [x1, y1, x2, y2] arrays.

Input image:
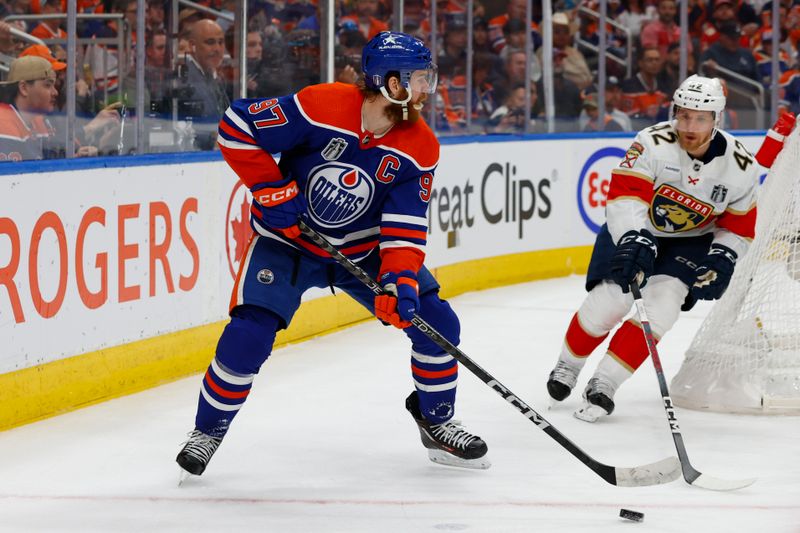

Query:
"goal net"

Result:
[[671, 126, 800, 414]]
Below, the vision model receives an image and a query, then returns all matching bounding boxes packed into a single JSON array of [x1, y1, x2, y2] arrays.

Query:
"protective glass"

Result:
[[407, 66, 438, 94]]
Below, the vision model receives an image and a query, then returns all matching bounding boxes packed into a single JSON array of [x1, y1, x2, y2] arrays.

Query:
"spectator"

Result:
[[753, 28, 790, 90], [621, 46, 670, 130], [438, 14, 468, 77], [472, 17, 493, 54], [640, 0, 693, 58], [470, 52, 499, 130], [536, 12, 592, 90], [244, 29, 264, 96], [335, 29, 367, 85], [175, 18, 231, 150], [30, 0, 66, 41], [488, 0, 533, 53], [579, 76, 633, 132], [534, 53, 583, 131], [0, 55, 117, 159], [615, 0, 654, 40], [0, 20, 23, 56], [144, 28, 171, 111], [340, 0, 389, 40], [146, 0, 165, 32], [0, 56, 57, 161], [778, 52, 800, 115], [700, 0, 739, 52], [700, 21, 758, 84], [489, 82, 544, 133], [658, 42, 697, 95]]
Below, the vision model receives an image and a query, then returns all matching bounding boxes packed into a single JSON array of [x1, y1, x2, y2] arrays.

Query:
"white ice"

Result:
[[1, 276, 798, 532]]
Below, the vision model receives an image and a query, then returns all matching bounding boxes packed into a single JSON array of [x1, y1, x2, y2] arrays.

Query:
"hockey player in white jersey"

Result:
[[546, 75, 764, 421]]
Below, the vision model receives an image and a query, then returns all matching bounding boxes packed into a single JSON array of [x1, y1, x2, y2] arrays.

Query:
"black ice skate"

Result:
[[176, 430, 222, 481], [547, 360, 581, 402], [405, 391, 490, 470], [574, 377, 617, 423]]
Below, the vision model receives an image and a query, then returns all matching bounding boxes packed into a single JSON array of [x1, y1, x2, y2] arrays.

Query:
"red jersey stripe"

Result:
[[380, 227, 428, 241], [716, 206, 757, 240], [607, 171, 656, 203], [219, 119, 257, 144]]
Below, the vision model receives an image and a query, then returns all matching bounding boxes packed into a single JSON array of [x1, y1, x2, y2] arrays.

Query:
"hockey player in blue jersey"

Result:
[[176, 31, 490, 478]]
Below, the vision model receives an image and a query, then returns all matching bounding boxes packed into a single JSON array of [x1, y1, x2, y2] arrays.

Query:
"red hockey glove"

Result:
[[374, 270, 419, 329], [755, 111, 796, 169], [250, 179, 306, 238]]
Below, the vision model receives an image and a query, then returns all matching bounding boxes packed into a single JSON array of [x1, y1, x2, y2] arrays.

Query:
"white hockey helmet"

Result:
[[672, 75, 726, 130]]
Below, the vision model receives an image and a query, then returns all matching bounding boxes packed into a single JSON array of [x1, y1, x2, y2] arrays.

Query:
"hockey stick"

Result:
[[629, 279, 757, 491], [297, 220, 680, 487]]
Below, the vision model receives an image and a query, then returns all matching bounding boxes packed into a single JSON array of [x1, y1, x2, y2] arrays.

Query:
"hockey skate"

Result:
[[574, 377, 617, 423], [176, 430, 222, 482], [405, 392, 491, 470], [546, 360, 581, 402]]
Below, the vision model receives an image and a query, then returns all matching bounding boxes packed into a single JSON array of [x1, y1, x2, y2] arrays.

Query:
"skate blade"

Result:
[[178, 467, 192, 487], [428, 449, 491, 470], [573, 403, 609, 423]]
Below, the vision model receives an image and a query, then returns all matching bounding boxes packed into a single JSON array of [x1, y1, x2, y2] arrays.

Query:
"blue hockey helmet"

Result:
[[362, 31, 438, 95]]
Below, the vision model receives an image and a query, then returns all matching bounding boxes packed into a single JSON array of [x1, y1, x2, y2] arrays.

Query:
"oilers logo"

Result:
[[651, 185, 713, 232], [306, 163, 374, 228]]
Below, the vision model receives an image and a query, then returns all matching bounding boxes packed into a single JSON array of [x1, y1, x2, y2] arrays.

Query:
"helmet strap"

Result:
[[380, 85, 413, 121]]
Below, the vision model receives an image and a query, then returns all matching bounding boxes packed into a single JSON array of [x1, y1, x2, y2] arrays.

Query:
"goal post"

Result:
[[671, 126, 800, 414]]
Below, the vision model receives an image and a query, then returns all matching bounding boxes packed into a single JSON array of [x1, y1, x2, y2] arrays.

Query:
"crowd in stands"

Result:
[[0, 0, 799, 161]]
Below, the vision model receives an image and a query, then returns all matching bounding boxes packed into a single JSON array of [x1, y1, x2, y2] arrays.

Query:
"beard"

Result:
[[383, 89, 427, 124]]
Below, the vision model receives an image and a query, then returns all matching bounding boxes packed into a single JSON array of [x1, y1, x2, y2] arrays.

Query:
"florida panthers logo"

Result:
[[306, 163, 374, 227], [651, 185, 713, 232]]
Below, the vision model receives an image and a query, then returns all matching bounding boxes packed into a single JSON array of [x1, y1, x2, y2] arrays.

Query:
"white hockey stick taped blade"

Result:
[[614, 456, 682, 487], [690, 473, 757, 491]]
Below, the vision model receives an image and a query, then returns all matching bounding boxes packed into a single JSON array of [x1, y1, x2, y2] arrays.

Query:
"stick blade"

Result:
[[614, 456, 682, 487], [690, 473, 757, 491]]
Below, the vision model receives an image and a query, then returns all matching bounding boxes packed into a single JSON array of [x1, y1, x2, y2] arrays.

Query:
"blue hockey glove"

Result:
[[691, 244, 737, 301], [250, 178, 307, 238], [609, 229, 658, 293], [375, 270, 419, 328]]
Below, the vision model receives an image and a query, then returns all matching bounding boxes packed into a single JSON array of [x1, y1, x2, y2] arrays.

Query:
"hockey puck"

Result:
[[619, 509, 645, 522]]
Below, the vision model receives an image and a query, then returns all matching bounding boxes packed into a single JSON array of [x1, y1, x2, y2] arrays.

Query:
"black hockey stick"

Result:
[[630, 279, 756, 491], [298, 220, 680, 487]]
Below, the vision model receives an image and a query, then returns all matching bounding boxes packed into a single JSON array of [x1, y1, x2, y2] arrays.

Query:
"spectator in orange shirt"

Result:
[[30, 0, 67, 41], [341, 0, 389, 40], [621, 45, 670, 130]]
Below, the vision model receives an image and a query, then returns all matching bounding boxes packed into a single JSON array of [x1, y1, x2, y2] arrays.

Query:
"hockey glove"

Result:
[[374, 270, 419, 329], [755, 111, 796, 169], [251, 178, 306, 238], [609, 229, 658, 294], [691, 243, 737, 301]]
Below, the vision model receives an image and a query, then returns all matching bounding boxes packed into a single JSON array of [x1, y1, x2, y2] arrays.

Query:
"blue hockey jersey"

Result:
[[217, 82, 438, 273]]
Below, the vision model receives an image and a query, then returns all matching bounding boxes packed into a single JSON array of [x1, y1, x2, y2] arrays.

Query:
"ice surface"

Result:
[[1, 276, 797, 532]]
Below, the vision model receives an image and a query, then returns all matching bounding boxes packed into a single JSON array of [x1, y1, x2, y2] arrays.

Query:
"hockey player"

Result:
[[546, 75, 769, 422], [176, 31, 490, 477]]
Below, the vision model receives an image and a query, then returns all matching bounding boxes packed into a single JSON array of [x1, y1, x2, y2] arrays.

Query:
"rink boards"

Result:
[[0, 132, 769, 430]]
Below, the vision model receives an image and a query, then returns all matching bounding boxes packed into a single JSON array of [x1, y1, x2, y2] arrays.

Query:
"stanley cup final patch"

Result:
[[321, 137, 348, 161]]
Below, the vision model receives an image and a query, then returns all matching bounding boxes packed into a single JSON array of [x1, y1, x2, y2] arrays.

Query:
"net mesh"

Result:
[[671, 127, 800, 414]]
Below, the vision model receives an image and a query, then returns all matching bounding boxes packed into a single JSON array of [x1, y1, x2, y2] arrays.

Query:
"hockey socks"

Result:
[[548, 313, 609, 401]]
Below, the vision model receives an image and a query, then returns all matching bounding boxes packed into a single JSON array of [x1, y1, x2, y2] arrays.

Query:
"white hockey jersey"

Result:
[[606, 120, 759, 259]]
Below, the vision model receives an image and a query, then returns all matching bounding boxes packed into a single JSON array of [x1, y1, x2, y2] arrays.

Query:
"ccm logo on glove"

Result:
[[255, 181, 299, 206]]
